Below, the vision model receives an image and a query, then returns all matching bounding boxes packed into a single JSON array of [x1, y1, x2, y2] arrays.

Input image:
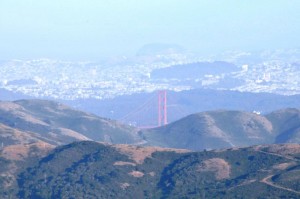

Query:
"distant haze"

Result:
[[1, 0, 299, 60]]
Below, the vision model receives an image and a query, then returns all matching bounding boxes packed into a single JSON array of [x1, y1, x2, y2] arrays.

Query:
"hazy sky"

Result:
[[1, 0, 299, 60]]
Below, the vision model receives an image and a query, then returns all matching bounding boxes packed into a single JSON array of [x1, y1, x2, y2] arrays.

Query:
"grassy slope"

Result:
[[0, 100, 138, 146]]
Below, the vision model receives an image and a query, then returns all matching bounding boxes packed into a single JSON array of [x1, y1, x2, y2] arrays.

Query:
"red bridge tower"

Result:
[[158, 90, 168, 126]]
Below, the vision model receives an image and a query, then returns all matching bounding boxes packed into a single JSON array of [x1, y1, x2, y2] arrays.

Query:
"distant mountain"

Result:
[[0, 100, 138, 147], [139, 109, 300, 151], [1, 141, 300, 198]]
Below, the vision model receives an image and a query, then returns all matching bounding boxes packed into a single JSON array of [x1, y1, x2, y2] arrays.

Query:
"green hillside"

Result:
[[1, 141, 299, 198]]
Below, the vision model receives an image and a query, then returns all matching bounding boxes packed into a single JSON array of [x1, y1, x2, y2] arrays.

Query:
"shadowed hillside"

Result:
[[266, 108, 300, 143], [140, 109, 300, 151]]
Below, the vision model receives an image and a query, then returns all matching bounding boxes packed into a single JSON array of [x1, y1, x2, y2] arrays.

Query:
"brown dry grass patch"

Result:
[[273, 162, 296, 170], [113, 161, 136, 166], [1, 141, 54, 161], [128, 171, 144, 177], [114, 144, 189, 164], [198, 158, 231, 180]]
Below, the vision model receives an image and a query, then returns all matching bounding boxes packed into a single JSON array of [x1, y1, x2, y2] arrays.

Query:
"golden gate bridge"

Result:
[[119, 90, 188, 129]]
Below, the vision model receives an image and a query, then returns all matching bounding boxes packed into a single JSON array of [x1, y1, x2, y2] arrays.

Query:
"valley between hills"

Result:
[[1, 99, 300, 198]]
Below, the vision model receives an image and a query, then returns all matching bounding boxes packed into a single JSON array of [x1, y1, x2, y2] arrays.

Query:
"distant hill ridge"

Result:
[[1, 99, 300, 152], [0, 99, 139, 147]]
